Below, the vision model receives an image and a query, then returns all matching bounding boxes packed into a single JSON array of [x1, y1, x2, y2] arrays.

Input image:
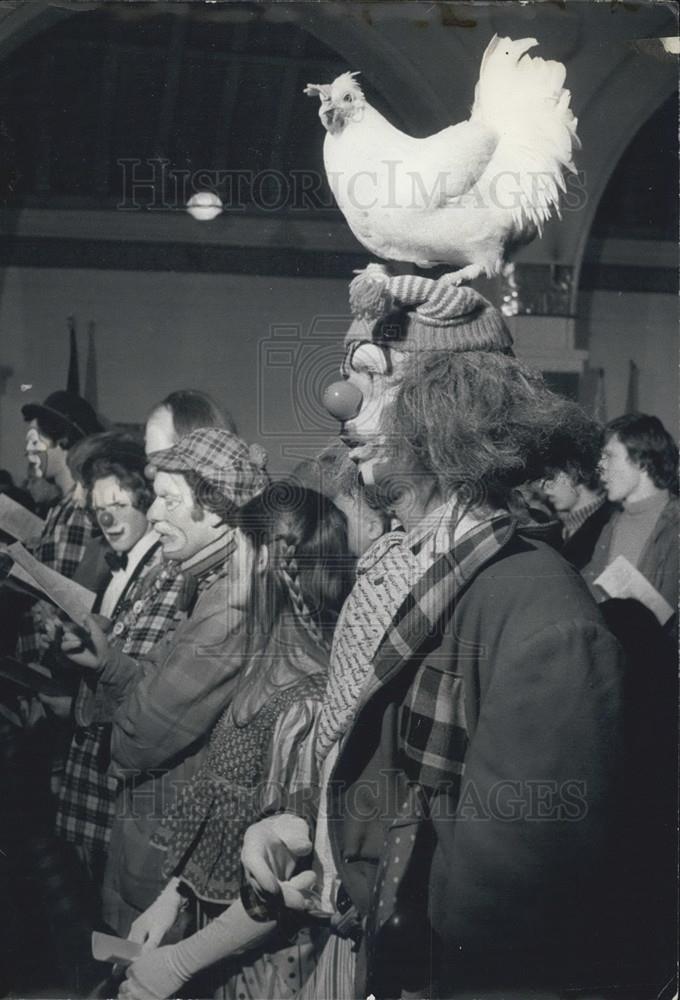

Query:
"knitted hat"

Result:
[[22, 390, 103, 441], [150, 427, 268, 507], [345, 263, 513, 355]]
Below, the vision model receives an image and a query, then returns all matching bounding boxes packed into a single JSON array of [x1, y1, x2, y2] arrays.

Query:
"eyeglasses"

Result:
[[341, 341, 394, 379]]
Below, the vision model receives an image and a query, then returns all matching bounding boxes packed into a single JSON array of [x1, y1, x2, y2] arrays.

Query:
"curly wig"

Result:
[[392, 351, 598, 510]]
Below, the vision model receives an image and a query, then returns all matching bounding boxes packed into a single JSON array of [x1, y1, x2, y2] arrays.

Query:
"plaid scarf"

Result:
[[356, 507, 515, 790], [359, 509, 515, 979]]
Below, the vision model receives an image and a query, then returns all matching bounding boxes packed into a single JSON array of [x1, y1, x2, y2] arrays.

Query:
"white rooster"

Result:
[[305, 36, 580, 283]]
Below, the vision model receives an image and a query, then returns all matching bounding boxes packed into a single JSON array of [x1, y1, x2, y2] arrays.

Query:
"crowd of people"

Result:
[[0, 269, 677, 1000]]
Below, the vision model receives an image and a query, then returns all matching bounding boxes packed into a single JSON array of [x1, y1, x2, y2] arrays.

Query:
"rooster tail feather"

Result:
[[471, 35, 580, 230]]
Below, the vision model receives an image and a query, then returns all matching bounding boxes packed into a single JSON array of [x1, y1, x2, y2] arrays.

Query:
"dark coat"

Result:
[[561, 499, 616, 570], [329, 528, 625, 995]]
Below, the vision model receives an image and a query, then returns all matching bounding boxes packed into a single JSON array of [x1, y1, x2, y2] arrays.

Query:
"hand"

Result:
[[38, 692, 73, 719], [241, 813, 312, 905], [33, 601, 61, 650], [118, 944, 179, 1000], [61, 613, 112, 671], [128, 879, 183, 954]]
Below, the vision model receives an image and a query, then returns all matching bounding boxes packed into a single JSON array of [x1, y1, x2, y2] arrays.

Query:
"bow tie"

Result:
[[105, 550, 129, 573]]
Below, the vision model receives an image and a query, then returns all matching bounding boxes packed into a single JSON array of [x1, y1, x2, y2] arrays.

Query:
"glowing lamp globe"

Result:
[[186, 191, 223, 221], [323, 381, 363, 422]]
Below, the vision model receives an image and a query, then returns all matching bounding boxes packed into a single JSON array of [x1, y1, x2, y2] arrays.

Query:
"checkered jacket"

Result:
[[15, 492, 99, 664], [326, 512, 624, 996], [56, 551, 185, 857]]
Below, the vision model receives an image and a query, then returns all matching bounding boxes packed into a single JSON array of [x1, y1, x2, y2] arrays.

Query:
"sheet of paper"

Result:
[[0, 493, 44, 543], [0, 656, 69, 697], [5, 541, 96, 622], [91, 931, 142, 965], [594, 555, 674, 626]]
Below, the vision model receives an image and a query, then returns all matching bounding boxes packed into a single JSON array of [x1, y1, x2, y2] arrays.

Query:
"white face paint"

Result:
[[92, 475, 149, 553], [145, 406, 177, 456], [146, 470, 222, 562], [341, 342, 406, 486], [25, 422, 50, 480]]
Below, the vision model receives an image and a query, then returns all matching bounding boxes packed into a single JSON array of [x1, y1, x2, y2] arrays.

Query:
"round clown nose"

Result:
[[323, 381, 363, 422], [99, 510, 115, 529]]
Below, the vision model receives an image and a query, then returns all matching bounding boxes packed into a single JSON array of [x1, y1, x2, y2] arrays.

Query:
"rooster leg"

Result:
[[439, 263, 485, 286]]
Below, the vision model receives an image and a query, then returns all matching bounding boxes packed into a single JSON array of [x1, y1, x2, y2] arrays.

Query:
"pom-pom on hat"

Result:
[[149, 427, 268, 507], [346, 263, 514, 355]]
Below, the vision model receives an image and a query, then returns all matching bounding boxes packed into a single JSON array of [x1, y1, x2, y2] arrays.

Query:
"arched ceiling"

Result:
[[0, 1, 676, 277]]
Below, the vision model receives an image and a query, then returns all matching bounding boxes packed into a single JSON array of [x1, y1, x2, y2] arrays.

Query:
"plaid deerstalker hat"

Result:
[[150, 427, 268, 507]]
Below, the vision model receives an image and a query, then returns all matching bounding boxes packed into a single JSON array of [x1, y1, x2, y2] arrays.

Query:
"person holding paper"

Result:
[[16, 390, 103, 666], [61, 428, 268, 938], [584, 412, 678, 625], [56, 437, 185, 890], [583, 414, 678, 978]]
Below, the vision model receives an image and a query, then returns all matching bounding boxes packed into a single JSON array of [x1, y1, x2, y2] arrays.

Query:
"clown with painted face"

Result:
[[15, 390, 102, 666], [61, 427, 268, 936], [241, 264, 626, 999], [56, 437, 186, 884]]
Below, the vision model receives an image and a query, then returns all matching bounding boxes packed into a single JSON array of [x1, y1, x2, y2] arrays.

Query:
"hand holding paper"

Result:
[[594, 555, 674, 626]]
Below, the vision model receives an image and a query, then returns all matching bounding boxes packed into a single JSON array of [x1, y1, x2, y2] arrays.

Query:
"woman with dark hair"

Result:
[[120, 483, 353, 1000], [145, 389, 237, 455]]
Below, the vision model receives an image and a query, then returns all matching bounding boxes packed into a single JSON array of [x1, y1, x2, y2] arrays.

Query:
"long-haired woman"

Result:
[[120, 482, 353, 1000]]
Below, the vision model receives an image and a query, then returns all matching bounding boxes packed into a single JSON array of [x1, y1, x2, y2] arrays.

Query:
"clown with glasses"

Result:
[[238, 264, 626, 999]]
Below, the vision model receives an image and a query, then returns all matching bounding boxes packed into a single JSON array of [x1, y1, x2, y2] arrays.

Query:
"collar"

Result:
[[622, 490, 670, 516], [108, 529, 159, 575], [356, 530, 407, 575], [562, 495, 605, 538], [406, 496, 492, 568], [174, 527, 237, 580]]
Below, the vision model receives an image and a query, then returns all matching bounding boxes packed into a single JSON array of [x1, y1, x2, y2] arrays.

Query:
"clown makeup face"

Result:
[[92, 475, 149, 553], [340, 341, 406, 486], [145, 406, 176, 456], [147, 470, 223, 562], [25, 421, 51, 480]]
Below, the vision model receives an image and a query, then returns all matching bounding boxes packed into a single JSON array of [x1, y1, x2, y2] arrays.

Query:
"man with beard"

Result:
[[241, 266, 625, 999]]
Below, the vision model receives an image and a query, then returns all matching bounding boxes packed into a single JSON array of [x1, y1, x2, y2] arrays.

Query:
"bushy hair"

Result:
[[237, 481, 353, 647], [605, 413, 678, 493], [152, 389, 237, 438], [392, 351, 597, 510], [541, 420, 604, 492], [67, 430, 143, 487]]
